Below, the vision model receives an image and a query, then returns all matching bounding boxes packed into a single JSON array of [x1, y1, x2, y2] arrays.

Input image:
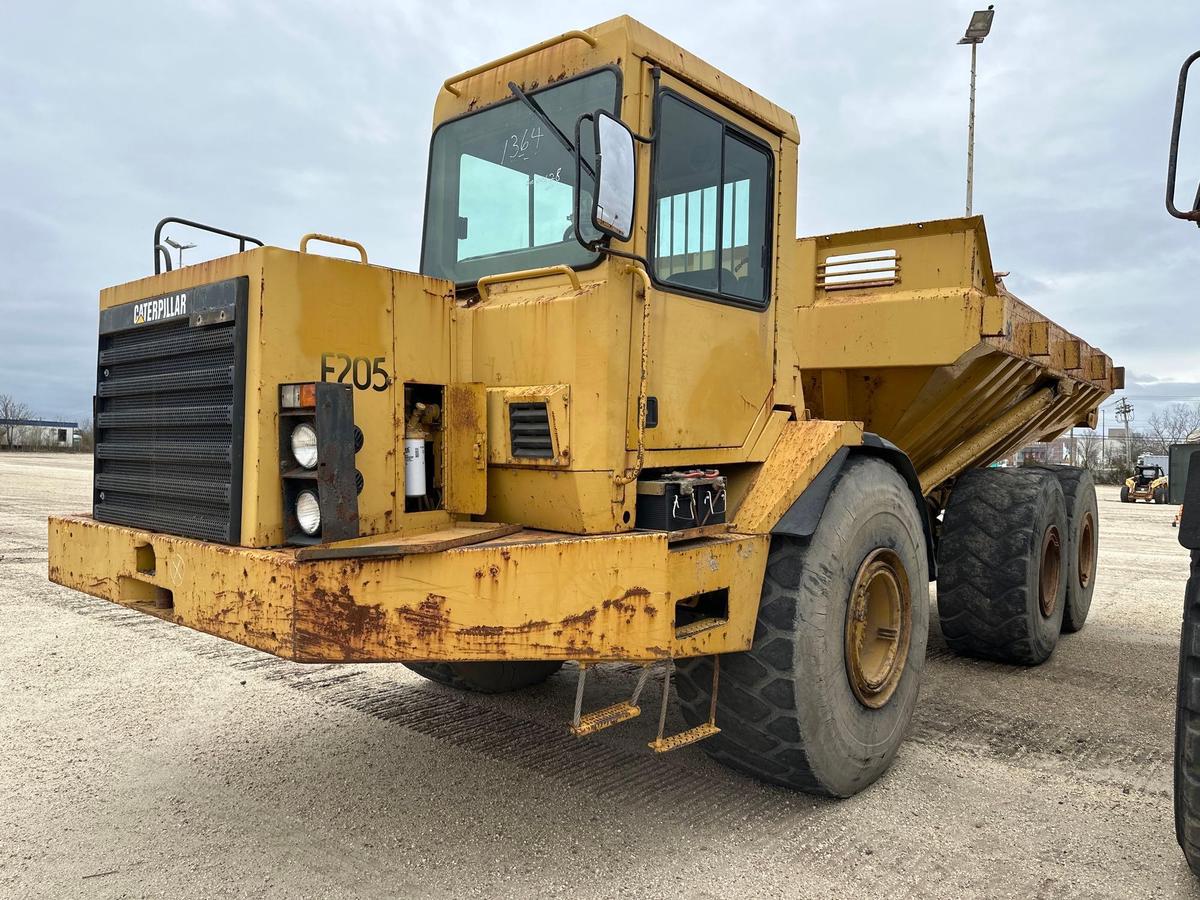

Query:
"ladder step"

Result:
[[570, 701, 641, 736], [649, 723, 720, 753]]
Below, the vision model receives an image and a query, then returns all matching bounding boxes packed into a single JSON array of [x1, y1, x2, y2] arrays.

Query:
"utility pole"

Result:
[[1115, 396, 1135, 465], [1101, 407, 1107, 464], [958, 6, 995, 217]]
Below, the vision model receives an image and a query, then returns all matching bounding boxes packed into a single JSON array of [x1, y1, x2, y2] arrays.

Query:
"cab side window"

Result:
[[650, 92, 773, 307]]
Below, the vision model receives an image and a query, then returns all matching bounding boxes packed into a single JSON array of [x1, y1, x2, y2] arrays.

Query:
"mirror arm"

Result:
[[508, 81, 593, 179], [1167, 51, 1200, 222], [573, 113, 595, 249], [598, 245, 650, 266]]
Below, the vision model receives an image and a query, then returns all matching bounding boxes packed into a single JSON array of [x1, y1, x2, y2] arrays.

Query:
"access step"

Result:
[[650, 723, 720, 753], [570, 701, 641, 736]]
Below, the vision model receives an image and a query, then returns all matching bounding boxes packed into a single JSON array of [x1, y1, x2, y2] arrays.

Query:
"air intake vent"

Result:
[[818, 249, 900, 291], [509, 402, 553, 459], [93, 278, 248, 544]]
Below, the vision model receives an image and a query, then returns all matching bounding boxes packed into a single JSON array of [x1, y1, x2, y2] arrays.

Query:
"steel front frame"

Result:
[[48, 514, 767, 664]]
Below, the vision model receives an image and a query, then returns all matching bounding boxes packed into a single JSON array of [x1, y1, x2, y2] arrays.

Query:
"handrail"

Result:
[[443, 30, 598, 97], [1167, 50, 1200, 223], [299, 233, 368, 264], [614, 264, 653, 488], [475, 264, 581, 303], [153, 217, 263, 274], [154, 244, 173, 273]]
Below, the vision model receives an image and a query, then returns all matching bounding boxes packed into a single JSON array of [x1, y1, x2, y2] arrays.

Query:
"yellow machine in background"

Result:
[[49, 17, 1119, 797], [1122, 460, 1169, 503]]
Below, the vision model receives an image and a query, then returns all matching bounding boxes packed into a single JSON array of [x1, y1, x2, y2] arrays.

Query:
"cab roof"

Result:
[[434, 15, 800, 143]]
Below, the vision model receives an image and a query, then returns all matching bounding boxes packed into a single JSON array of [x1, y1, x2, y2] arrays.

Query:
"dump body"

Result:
[[795, 217, 1121, 494]]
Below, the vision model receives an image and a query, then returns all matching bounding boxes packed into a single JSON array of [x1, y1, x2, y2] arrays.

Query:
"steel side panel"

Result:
[[50, 515, 761, 663], [667, 536, 768, 657]]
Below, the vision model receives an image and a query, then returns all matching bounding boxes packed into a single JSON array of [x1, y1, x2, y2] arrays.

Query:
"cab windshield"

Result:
[[421, 69, 620, 286]]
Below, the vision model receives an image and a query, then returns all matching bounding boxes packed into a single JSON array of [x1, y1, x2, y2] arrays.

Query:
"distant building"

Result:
[[0, 418, 78, 449], [1003, 438, 1072, 466]]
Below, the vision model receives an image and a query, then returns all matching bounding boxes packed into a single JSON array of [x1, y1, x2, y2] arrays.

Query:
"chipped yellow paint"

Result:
[[49, 514, 765, 662], [732, 420, 864, 534]]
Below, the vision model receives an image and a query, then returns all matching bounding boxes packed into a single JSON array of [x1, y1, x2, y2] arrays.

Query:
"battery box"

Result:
[[635, 470, 727, 532]]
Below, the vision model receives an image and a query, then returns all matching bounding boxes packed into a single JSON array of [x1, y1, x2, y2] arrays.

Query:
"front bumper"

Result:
[[47, 515, 766, 663]]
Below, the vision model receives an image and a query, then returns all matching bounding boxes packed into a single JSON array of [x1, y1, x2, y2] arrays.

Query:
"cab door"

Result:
[[628, 70, 778, 451]]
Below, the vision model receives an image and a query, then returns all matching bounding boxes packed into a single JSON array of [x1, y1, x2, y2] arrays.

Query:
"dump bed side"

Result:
[[791, 217, 1121, 494]]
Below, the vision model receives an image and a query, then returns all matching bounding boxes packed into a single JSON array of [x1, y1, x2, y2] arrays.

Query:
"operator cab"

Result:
[[1135, 466, 1164, 488]]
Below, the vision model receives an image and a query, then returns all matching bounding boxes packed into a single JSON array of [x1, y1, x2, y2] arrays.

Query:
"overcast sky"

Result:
[[3, 1, 1198, 432]]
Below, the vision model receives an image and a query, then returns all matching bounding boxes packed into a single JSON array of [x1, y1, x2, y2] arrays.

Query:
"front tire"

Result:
[[403, 660, 563, 693], [1121, 485, 1132, 503], [937, 468, 1068, 665], [675, 457, 929, 797], [1176, 551, 1200, 875]]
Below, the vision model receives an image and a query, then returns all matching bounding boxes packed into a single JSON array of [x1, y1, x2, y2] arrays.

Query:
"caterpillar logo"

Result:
[[133, 292, 187, 325]]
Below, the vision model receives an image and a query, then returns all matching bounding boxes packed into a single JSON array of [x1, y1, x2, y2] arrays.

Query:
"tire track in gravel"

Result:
[[39, 582, 1173, 809], [40, 586, 802, 825], [908, 696, 1170, 798], [923, 640, 1171, 703]]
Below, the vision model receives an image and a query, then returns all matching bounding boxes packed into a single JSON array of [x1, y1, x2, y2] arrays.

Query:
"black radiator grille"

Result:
[[509, 402, 554, 459], [93, 278, 248, 544]]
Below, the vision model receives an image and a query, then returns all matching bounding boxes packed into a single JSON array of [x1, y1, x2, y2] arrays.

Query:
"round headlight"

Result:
[[295, 490, 321, 536], [290, 423, 318, 469]]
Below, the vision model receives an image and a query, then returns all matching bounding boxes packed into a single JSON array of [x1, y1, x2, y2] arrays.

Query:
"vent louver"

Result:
[[509, 402, 553, 459]]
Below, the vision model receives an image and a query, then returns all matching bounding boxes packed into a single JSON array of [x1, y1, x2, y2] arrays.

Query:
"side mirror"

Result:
[[591, 111, 637, 242]]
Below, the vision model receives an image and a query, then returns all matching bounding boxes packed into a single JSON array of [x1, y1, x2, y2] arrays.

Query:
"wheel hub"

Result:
[[845, 548, 912, 709], [1039, 525, 1063, 617], [1077, 512, 1095, 590]]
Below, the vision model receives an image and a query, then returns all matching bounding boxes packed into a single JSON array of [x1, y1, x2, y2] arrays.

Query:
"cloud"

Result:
[[1, 0, 1199, 421]]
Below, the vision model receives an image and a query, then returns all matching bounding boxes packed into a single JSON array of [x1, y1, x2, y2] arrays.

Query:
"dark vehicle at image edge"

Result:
[[1169, 48, 1200, 877]]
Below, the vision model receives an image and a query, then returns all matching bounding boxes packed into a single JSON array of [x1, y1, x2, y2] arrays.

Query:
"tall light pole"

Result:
[[958, 6, 995, 217], [164, 236, 196, 269]]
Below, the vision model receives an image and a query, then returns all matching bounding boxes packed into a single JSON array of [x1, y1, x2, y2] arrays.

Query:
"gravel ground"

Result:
[[2, 453, 1197, 899]]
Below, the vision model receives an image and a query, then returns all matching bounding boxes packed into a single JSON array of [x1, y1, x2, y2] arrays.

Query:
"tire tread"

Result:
[[936, 468, 1066, 665]]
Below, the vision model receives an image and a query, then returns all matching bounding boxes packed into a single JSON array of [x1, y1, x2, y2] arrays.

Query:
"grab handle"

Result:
[[299, 233, 368, 264], [475, 265, 581, 303]]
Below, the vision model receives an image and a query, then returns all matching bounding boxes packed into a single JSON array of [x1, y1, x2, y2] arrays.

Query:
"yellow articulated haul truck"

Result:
[[48, 17, 1121, 797]]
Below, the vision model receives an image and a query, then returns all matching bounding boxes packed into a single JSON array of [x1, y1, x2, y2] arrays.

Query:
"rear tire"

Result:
[[937, 468, 1068, 665], [675, 457, 929, 797], [403, 660, 563, 693], [1032, 466, 1098, 633], [1157, 486, 1170, 505], [1175, 551, 1200, 875]]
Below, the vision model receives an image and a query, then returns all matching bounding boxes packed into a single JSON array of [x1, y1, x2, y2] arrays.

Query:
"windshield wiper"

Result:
[[507, 81, 595, 178]]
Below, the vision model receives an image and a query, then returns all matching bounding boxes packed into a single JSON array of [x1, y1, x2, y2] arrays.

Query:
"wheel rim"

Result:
[[1077, 512, 1095, 590], [845, 548, 912, 709], [1039, 526, 1063, 617]]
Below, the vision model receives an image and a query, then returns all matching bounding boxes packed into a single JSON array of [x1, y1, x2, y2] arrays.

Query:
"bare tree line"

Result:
[[1143, 401, 1200, 454]]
